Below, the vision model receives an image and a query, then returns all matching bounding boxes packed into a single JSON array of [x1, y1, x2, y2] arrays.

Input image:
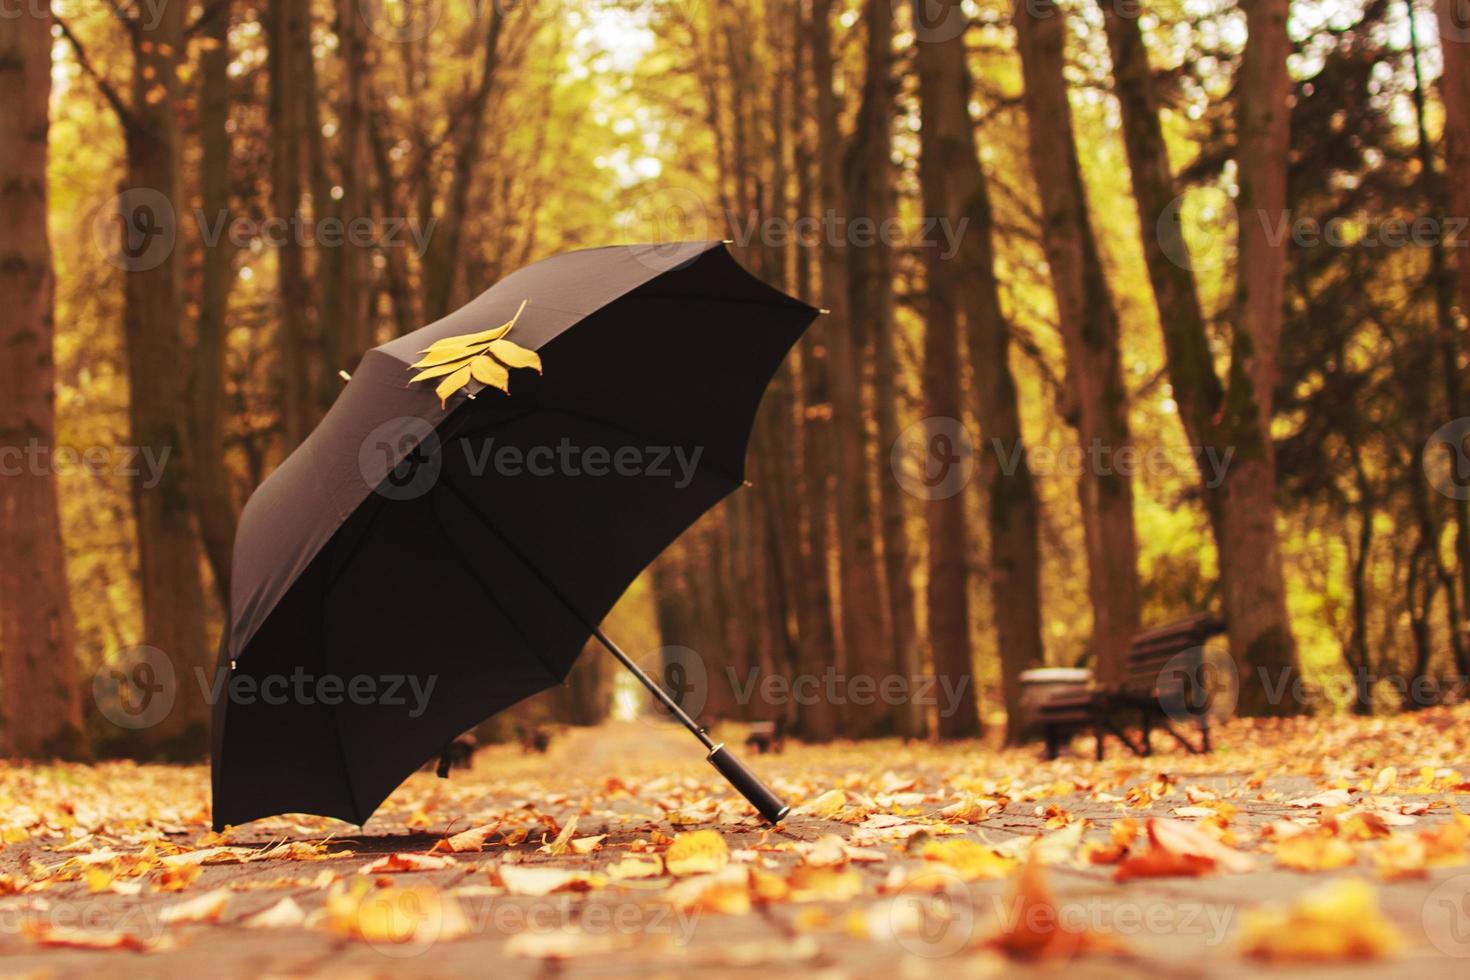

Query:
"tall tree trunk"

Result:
[[847, 0, 917, 735], [330, 0, 375, 370], [125, 5, 212, 756], [266, 0, 315, 449], [1014, 0, 1140, 684], [0, 6, 87, 759], [421, 6, 506, 322], [1221, 0, 1300, 714], [1416, 0, 1470, 644], [1102, 0, 1300, 714], [916, 0, 1045, 740], [812, 0, 891, 736], [913, 0, 980, 739], [1439, 0, 1470, 324], [193, 0, 237, 608], [790, 2, 839, 741]]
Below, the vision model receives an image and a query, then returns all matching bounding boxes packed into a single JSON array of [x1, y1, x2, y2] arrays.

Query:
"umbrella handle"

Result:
[[707, 743, 790, 824]]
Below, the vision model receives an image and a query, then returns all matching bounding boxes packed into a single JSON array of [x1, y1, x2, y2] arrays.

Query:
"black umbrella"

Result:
[[211, 242, 815, 830]]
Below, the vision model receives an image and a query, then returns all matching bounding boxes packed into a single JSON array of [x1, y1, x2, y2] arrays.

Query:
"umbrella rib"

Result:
[[439, 476, 612, 646], [428, 490, 565, 684]]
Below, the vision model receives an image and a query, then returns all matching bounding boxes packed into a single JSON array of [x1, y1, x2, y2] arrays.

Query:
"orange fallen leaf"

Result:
[[1238, 878, 1402, 961], [22, 920, 160, 952], [1274, 832, 1356, 872], [985, 855, 1129, 960], [159, 888, 230, 924], [665, 830, 729, 876], [357, 852, 456, 874], [431, 822, 500, 854]]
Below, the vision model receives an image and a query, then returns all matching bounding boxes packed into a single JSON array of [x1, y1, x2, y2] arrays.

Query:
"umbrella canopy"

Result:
[[211, 242, 818, 829]]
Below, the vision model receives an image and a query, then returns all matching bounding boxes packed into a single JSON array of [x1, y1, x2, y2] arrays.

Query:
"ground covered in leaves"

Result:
[[4, 710, 1470, 977]]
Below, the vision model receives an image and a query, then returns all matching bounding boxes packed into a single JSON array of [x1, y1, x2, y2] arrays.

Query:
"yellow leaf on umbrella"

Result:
[[435, 365, 473, 408], [410, 345, 483, 371], [487, 339, 542, 373], [665, 830, 730, 876], [410, 360, 475, 384], [418, 299, 529, 354], [471, 354, 510, 392], [1238, 878, 1402, 961]]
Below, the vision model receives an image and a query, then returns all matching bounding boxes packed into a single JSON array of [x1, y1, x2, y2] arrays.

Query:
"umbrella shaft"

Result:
[[591, 627, 715, 751]]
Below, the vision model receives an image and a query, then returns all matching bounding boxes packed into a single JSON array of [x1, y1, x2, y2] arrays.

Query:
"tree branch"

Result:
[[55, 16, 134, 128]]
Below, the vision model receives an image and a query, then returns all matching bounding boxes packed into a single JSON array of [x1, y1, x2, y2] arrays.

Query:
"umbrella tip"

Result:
[[818, 308, 832, 315], [338, 370, 352, 383], [722, 238, 734, 245]]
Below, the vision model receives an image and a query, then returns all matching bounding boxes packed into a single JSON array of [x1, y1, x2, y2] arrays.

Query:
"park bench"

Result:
[[1039, 613, 1227, 760]]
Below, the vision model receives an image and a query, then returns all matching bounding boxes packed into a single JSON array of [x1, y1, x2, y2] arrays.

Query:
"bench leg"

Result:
[[1044, 726, 1059, 760], [1200, 717, 1211, 753], [1094, 720, 1106, 761], [1140, 709, 1152, 757]]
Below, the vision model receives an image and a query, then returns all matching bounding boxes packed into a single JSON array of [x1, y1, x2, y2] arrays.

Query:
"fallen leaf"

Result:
[[159, 889, 229, 924], [244, 896, 307, 928], [985, 855, 1129, 960], [1238, 878, 1402, 961], [358, 852, 457, 874], [432, 822, 501, 854], [665, 830, 730, 876]]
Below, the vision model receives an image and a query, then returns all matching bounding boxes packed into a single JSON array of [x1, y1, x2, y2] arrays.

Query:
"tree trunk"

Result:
[[124, 4, 212, 756], [1221, 0, 1300, 714], [421, 6, 506, 322], [1438, 0, 1470, 324], [785, 4, 840, 741], [913, 0, 979, 739], [266, 0, 317, 449], [0, 6, 88, 759], [193, 0, 237, 609], [813, 0, 894, 737], [1103, 0, 1301, 714], [1014, 0, 1140, 685], [916, 0, 1045, 741], [846, 0, 917, 735], [330, 0, 376, 370]]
